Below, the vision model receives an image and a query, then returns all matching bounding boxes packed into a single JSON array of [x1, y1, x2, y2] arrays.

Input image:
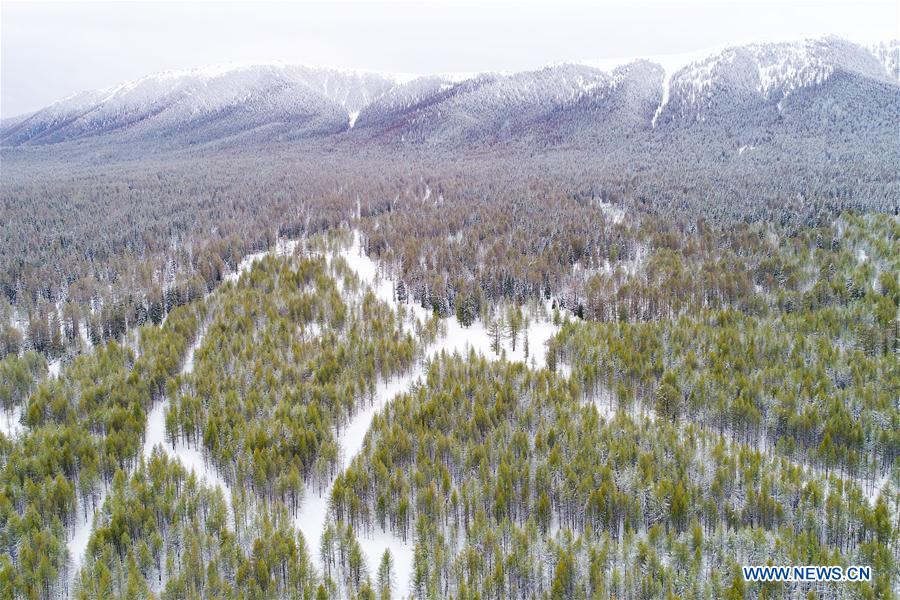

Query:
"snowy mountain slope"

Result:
[[353, 75, 469, 129], [869, 40, 899, 82], [1, 36, 897, 150], [536, 60, 665, 142], [1, 65, 397, 146], [354, 64, 620, 143], [655, 37, 893, 125], [353, 36, 896, 146]]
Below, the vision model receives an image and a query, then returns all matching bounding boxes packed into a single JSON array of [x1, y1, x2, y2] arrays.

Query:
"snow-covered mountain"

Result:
[[355, 64, 622, 143], [2, 36, 897, 149], [353, 35, 897, 146], [656, 36, 895, 125], [1, 64, 397, 146]]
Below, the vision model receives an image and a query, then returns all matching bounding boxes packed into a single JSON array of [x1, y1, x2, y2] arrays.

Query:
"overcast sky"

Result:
[[2, 0, 897, 117]]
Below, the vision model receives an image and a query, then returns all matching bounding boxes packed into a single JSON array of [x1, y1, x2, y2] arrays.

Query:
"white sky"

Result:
[[1, 0, 897, 117]]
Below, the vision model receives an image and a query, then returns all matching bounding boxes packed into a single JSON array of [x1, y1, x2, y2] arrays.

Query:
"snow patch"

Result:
[[294, 369, 422, 589], [0, 406, 23, 438], [294, 231, 564, 590], [142, 326, 232, 505], [224, 239, 299, 283], [597, 199, 626, 224], [651, 70, 671, 128], [67, 489, 107, 585], [48, 359, 62, 378]]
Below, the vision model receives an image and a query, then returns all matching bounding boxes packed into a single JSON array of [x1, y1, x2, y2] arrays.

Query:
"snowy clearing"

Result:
[[293, 232, 564, 591], [66, 489, 107, 587], [142, 324, 233, 506], [0, 406, 23, 438]]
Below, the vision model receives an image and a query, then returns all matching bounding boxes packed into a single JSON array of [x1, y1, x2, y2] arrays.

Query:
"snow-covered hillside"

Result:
[[869, 40, 900, 82], [658, 36, 894, 122], [2, 36, 896, 147], [356, 64, 621, 141], [1, 64, 398, 146]]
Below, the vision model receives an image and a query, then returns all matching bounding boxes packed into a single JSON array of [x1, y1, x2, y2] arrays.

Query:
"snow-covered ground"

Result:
[[339, 231, 397, 305], [142, 325, 232, 504], [342, 231, 561, 368], [294, 233, 565, 592], [0, 406, 23, 438], [294, 370, 423, 595], [295, 234, 422, 591], [66, 229, 564, 594], [33, 224, 898, 597], [48, 359, 62, 378], [66, 490, 107, 587], [66, 322, 229, 593], [589, 386, 618, 421], [867, 472, 894, 507], [425, 308, 559, 370], [597, 199, 626, 224], [224, 238, 299, 283], [78, 321, 92, 350]]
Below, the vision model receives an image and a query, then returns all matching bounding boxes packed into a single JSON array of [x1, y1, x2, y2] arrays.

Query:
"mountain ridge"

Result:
[[1, 35, 897, 151]]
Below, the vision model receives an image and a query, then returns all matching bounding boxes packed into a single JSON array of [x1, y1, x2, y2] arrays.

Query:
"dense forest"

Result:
[[0, 206, 895, 598], [337, 356, 895, 598], [1, 144, 896, 361], [0, 300, 205, 597]]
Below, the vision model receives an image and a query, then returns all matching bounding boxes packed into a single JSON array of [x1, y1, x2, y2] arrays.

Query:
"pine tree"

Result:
[[377, 549, 394, 600]]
